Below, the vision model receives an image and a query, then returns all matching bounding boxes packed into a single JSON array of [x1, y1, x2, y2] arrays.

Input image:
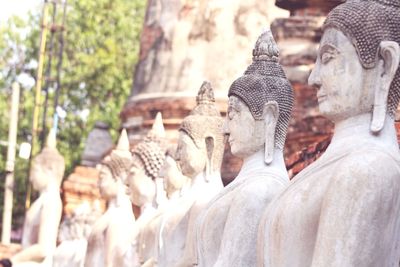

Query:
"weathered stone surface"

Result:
[[62, 166, 106, 216]]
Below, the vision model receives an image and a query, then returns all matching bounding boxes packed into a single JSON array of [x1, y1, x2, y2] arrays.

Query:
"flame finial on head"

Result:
[[252, 28, 280, 62], [151, 112, 166, 139], [196, 81, 215, 105], [46, 128, 57, 149], [116, 128, 130, 151]]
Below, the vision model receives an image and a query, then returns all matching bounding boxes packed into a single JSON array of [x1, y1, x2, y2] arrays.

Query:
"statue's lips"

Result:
[[317, 94, 327, 102]]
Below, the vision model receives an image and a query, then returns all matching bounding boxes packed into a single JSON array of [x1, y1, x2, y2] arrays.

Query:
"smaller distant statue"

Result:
[[84, 129, 135, 267], [124, 113, 166, 266], [139, 151, 190, 267], [51, 202, 102, 267], [159, 81, 225, 267], [196, 29, 294, 267], [0, 130, 65, 267], [162, 152, 190, 200]]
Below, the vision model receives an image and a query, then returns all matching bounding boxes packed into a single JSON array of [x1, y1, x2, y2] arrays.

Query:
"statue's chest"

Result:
[[265, 165, 335, 265], [23, 199, 43, 245], [201, 189, 235, 242]]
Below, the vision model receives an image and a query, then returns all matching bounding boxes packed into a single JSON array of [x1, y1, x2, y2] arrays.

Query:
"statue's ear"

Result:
[[263, 101, 279, 164], [205, 136, 214, 180], [371, 41, 400, 133]]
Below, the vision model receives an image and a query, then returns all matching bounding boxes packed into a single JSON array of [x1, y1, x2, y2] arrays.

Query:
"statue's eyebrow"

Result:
[[228, 98, 241, 112], [319, 43, 339, 56]]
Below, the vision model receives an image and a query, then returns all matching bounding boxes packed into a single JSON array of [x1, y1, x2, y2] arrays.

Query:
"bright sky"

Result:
[[0, 0, 42, 24]]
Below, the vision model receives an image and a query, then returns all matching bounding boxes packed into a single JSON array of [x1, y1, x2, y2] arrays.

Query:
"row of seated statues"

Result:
[[2, 0, 400, 266]]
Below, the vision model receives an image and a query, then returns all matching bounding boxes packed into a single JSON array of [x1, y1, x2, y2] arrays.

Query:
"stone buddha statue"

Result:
[[124, 113, 166, 266], [195, 29, 294, 267], [0, 131, 65, 267], [52, 202, 101, 267], [258, 1, 400, 266], [158, 81, 225, 267], [84, 129, 135, 267], [162, 152, 190, 200], [138, 152, 190, 267]]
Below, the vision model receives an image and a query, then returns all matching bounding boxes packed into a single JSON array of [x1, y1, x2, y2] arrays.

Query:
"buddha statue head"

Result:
[[176, 81, 225, 179], [127, 113, 166, 207], [98, 129, 131, 200], [30, 130, 65, 192], [308, 0, 400, 132], [225, 29, 294, 163]]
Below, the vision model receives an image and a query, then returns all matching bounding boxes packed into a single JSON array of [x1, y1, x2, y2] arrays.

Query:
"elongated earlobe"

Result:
[[371, 41, 400, 133], [263, 101, 279, 164], [205, 136, 214, 181]]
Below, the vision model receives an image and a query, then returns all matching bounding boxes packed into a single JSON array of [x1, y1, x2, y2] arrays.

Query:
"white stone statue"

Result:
[[139, 152, 190, 267], [0, 131, 65, 267], [258, 1, 400, 266], [162, 153, 190, 200], [84, 129, 135, 267], [124, 113, 166, 266], [158, 81, 225, 267], [195, 29, 293, 267], [52, 202, 101, 267]]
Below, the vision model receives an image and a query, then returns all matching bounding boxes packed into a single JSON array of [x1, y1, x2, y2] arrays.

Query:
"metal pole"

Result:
[[2, 82, 21, 244], [26, 0, 50, 209], [53, 0, 67, 135], [41, 2, 57, 148]]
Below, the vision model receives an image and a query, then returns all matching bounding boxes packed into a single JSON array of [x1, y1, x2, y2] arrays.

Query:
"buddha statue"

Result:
[[162, 152, 190, 200], [258, 1, 400, 266], [0, 131, 65, 267], [124, 113, 166, 266], [195, 29, 294, 267], [52, 202, 101, 267], [84, 129, 135, 267], [158, 81, 225, 267], [138, 152, 190, 267]]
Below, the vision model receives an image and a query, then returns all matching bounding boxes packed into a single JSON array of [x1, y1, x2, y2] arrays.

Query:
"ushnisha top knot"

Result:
[[252, 28, 280, 62], [196, 81, 215, 105]]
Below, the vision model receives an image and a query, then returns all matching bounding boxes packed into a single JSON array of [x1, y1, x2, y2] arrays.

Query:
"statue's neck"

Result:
[[168, 185, 187, 199], [236, 149, 288, 182], [39, 182, 59, 195], [141, 202, 156, 215], [329, 113, 398, 153], [108, 187, 131, 209], [191, 170, 221, 188]]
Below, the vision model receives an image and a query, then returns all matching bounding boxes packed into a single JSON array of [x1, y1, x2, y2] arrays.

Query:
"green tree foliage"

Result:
[[0, 0, 145, 233]]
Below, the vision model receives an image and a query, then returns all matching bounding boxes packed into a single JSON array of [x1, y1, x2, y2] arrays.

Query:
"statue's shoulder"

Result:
[[329, 148, 400, 193], [230, 176, 286, 209]]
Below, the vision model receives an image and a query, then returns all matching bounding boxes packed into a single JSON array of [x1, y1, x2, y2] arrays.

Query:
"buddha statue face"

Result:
[[126, 165, 156, 207], [311, 0, 400, 132], [30, 162, 50, 192], [175, 131, 207, 178], [98, 163, 119, 200], [163, 155, 187, 197], [309, 28, 378, 122], [29, 147, 65, 192], [223, 96, 266, 159]]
